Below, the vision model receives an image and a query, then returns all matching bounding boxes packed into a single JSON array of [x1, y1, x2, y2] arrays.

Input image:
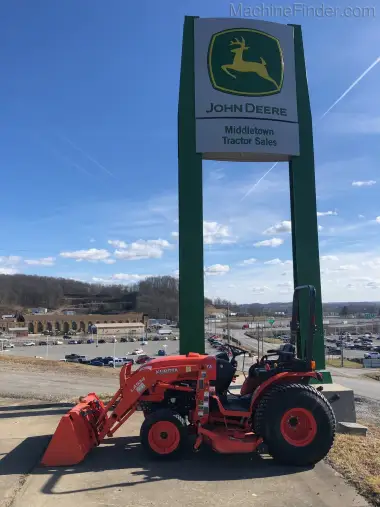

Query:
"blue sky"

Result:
[[0, 1, 379, 303]]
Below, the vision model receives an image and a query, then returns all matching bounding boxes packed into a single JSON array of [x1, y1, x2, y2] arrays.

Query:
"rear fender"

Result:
[[250, 371, 319, 411]]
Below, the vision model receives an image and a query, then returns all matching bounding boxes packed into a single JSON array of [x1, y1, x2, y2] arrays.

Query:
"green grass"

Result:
[[326, 358, 363, 369], [264, 337, 283, 344]]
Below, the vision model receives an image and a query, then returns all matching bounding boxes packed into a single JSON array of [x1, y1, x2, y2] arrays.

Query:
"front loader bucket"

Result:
[[41, 394, 105, 467]]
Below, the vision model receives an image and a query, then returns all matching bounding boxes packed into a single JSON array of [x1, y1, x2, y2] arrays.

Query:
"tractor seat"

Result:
[[219, 393, 252, 412]]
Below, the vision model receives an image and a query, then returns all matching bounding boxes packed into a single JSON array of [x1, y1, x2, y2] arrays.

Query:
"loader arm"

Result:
[[41, 355, 213, 466]]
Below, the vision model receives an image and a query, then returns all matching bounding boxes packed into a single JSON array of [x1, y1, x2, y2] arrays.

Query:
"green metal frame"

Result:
[[177, 17, 330, 380], [178, 16, 205, 355]]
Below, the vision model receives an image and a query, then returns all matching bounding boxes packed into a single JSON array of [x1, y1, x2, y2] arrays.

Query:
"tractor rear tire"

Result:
[[140, 409, 187, 459], [253, 383, 336, 466]]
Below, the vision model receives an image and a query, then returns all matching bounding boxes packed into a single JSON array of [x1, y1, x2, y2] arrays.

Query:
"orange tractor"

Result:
[[42, 285, 335, 467]]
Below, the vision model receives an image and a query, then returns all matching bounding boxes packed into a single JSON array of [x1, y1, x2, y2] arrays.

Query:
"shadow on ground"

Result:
[[3, 435, 311, 496], [0, 403, 72, 419], [0, 400, 312, 498]]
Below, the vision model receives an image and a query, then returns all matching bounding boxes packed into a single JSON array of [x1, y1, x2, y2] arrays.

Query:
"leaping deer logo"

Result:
[[221, 37, 279, 91]]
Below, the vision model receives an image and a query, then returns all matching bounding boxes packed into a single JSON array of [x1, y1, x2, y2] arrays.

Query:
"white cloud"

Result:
[[108, 239, 127, 248], [89, 238, 96, 243], [0, 268, 18, 275], [171, 231, 179, 238], [0, 256, 22, 265], [251, 286, 270, 294], [317, 211, 338, 216], [321, 255, 339, 261], [204, 264, 230, 276], [25, 257, 55, 266], [338, 264, 359, 271], [264, 258, 282, 265], [103, 259, 116, 264], [352, 180, 376, 187], [114, 239, 172, 260], [358, 214, 365, 218], [366, 281, 380, 289], [254, 238, 284, 248], [203, 221, 234, 245], [318, 225, 323, 231], [60, 248, 112, 263], [376, 217, 380, 224], [239, 258, 257, 266], [92, 273, 151, 284], [264, 258, 291, 266], [263, 220, 291, 234], [277, 281, 292, 288], [362, 257, 380, 269]]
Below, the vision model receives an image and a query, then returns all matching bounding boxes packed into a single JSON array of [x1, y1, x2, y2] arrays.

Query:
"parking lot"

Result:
[[3, 337, 181, 363]]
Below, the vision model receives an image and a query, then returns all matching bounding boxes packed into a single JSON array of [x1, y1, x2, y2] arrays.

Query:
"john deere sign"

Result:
[[194, 19, 299, 161], [208, 29, 284, 97]]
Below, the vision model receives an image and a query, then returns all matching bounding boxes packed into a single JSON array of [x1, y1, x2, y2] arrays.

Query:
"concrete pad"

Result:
[[1, 399, 370, 507], [313, 383, 357, 425], [338, 422, 368, 436], [0, 398, 71, 507]]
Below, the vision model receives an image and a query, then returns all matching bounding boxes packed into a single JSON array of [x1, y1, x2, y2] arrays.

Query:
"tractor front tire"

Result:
[[140, 409, 187, 459], [254, 383, 336, 466]]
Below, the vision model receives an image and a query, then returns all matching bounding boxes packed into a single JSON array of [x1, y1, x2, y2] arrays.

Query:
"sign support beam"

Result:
[[178, 16, 205, 355], [289, 25, 330, 381]]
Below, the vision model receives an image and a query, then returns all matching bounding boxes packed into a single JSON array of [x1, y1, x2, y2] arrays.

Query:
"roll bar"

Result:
[[290, 285, 316, 363]]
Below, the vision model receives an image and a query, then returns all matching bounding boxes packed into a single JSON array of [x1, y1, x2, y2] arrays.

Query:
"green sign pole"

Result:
[[289, 25, 331, 382], [178, 16, 205, 355]]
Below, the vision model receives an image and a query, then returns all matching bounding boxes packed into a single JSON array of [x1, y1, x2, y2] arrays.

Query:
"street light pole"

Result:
[[113, 336, 116, 368]]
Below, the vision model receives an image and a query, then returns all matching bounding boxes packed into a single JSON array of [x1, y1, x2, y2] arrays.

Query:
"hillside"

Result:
[[0, 274, 379, 320]]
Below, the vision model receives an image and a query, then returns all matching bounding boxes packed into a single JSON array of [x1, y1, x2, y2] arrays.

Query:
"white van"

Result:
[[158, 328, 173, 336]]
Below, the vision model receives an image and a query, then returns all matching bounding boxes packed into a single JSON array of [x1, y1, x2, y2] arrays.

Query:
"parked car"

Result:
[[24, 341, 35, 346], [89, 359, 104, 367], [108, 357, 132, 367], [98, 339, 106, 344], [65, 353, 80, 361], [38, 341, 47, 346], [101, 356, 114, 365], [68, 340, 78, 344], [132, 348, 144, 355], [87, 339, 94, 344], [136, 355, 151, 364], [364, 352, 380, 359], [157, 349, 166, 356], [120, 337, 128, 343], [171, 336, 178, 341]]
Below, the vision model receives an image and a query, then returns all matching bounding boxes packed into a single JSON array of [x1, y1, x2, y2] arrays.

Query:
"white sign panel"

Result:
[[194, 18, 299, 161]]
